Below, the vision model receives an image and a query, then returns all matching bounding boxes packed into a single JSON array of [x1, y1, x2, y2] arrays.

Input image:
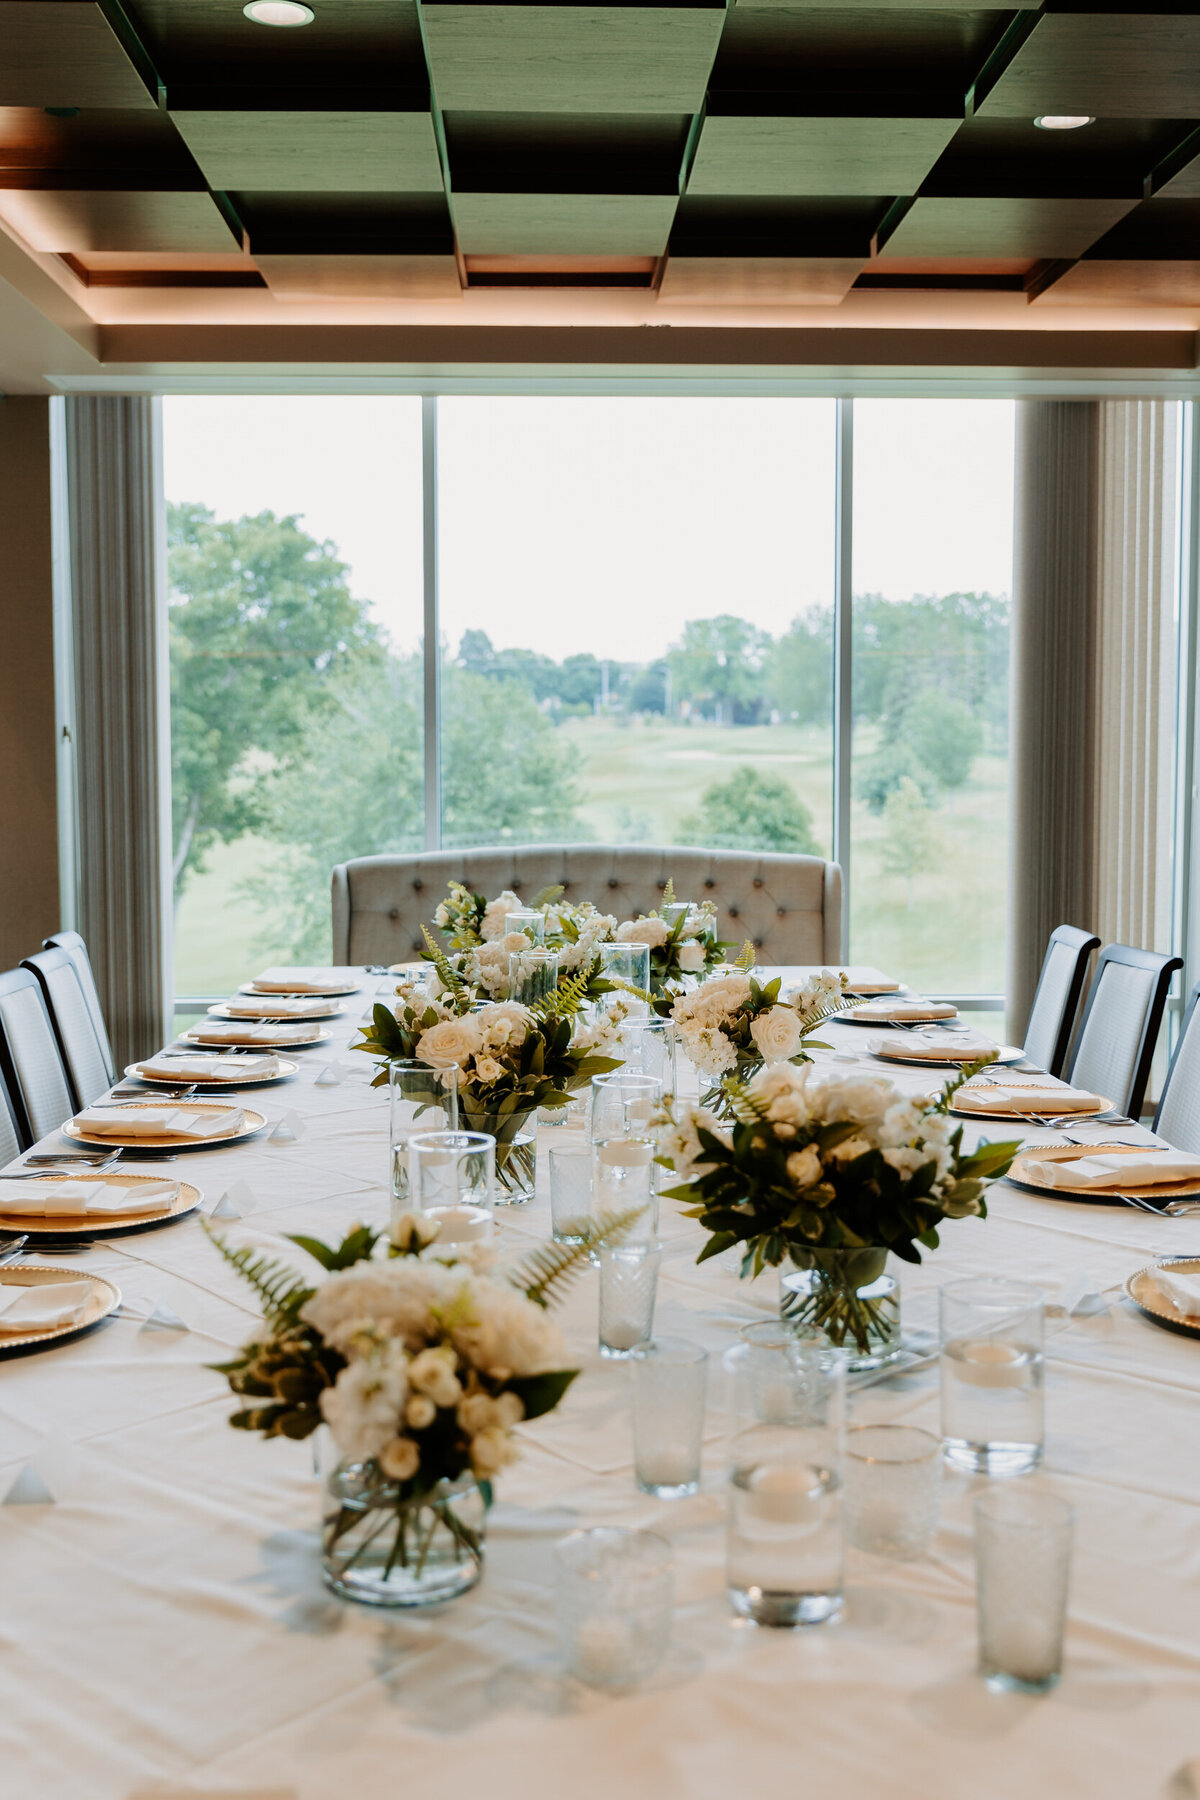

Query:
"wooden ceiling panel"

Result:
[[170, 112, 442, 193], [658, 255, 865, 303], [733, 0, 1038, 9], [884, 196, 1138, 260], [689, 116, 960, 197], [257, 254, 462, 300], [423, 8, 724, 113], [980, 16, 1200, 120], [1031, 260, 1200, 308], [0, 2, 157, 108], [453, 193, 678, 255], [0, 188, 240, 252]]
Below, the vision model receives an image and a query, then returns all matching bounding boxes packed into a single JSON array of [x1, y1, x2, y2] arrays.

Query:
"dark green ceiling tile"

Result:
[[884, 195, 1139, 260], [452, 192, 678, 254], [171, 112, 443, 193], [980, 15, 1200, 119], [689, 116, 960, 197], [0, 2, 158, 108]]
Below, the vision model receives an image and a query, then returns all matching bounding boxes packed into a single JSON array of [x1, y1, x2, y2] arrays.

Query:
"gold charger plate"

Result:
[[63, 1101, 266, 1152], [0, 1265, 121, 1354], [208, 1000, 345, 1022], [0, 1170, 202, 1238], [840, 1007, 957, 1026], [1007, 1142, 1200, 1203], [124, 1058, 298, 1089], [952, 1087, 1113, 1123], [1125, 1258, 1200, 1340], [871, 1039, 1024, 1068], [238, 982, 360, 999], [183, 1026, 331, 1050]]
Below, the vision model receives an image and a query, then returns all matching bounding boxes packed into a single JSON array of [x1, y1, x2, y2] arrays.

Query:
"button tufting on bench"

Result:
[[754, 937, 764, 948], [704, 878, 715, 888], [729, 905, 739, 917], [777, 907, 787, 918], [608, 878, 619, 889], [511, 880, 522, 891], [388, 907, 400, 920], [753, 877, 763, 888]]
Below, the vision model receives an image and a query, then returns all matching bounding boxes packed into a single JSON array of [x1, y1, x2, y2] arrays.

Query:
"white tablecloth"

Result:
[[2, 975, 1199, 1800]]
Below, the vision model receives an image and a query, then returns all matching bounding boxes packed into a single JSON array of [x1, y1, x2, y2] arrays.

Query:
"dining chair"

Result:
[[332, 845, 843, 969], [1153, 979, 1200, 1153], [0, 967, 76, 1143], [1066, 944, 1183, 1120], [0, 1059, 23, 1162], [1021, 924, 1100, 1077], [21, 946, 112, 1110], [42, 929, 116, 1085]]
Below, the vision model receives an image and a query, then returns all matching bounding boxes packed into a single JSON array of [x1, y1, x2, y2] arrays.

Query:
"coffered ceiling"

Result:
[[2, 1, 1200, 382]]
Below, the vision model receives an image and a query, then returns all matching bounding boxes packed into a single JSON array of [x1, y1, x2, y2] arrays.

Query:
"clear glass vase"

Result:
[[780, 1248, 901, 1372], [322, 1461, 485, 1608], [459, 1106, 537, 1204]]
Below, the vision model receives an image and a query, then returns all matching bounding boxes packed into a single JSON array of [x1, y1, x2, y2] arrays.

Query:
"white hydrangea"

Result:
[[319, 1339, 410, 1461], [677, 1022, 739, 1079], [475, 1000, 533, 1049], [617, 916, 670, 949], [302, 1261, 466, 1356], [572, 996, 631, 1054], [448, 1279, 569, 1379], [480, 890, 522, 941], [557, 907, 618, 972], [468, 933, 531, 997]]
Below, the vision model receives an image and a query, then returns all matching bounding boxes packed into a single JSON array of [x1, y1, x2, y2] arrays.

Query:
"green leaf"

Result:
[[696, 1230, 738, 1264], [506, 1368, 579, 1421]]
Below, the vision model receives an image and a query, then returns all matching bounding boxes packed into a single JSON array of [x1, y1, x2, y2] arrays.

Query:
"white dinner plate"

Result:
[[63, 1102, 267, 1152], [870, 1040, 1024, 1068], [207, 1001, 345, 1022], [182, 1027, 332, 1051], [238, 982, 361, 999], [124, 1058, 298, 1089], [0, 1266, 121, 1355], [0, 1170, 203, 1238]]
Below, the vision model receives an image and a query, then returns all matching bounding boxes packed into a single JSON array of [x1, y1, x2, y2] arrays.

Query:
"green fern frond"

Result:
[[514, 1206, 645, 1309], [733, 939, 757, 971], [721, 1074, 772, 1125], [202, 1219, 314, 1332], [531, 960, 595, 1022], [422, 925, 469, 997], [530, 883, 565, 910], [609, 978, 655, 1006], [662, 876, 676, 908], [930, 1054, 997, 1113], [793, 990, 864, 1035]]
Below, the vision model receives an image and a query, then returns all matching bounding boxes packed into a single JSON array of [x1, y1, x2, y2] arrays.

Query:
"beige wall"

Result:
[[0, 395, 59, 967]]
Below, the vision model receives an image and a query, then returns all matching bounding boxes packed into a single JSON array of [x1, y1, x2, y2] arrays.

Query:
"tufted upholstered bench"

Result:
[[331, 846, 842, 968]]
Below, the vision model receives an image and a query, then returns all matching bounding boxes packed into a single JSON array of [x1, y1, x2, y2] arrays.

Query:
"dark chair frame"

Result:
[[0, 966, 72, 1146], [1153, 977, 1200, 1140], [22, 945, 111, 1113], [42, 929, 116, 1085], [1067, 943, 1183, 1121], [1024, 923, 1100, 1077]]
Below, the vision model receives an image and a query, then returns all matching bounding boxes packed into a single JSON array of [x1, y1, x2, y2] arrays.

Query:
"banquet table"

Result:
[[2, 970, 1199, 1800]]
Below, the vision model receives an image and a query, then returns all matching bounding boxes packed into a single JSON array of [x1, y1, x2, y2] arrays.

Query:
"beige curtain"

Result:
[[1008, 398, 1180, 1042], [66, 396, 173, 1067]]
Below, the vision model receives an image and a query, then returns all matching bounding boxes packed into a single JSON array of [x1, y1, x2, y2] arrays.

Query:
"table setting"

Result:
[[2, 913, 1199, 1800]]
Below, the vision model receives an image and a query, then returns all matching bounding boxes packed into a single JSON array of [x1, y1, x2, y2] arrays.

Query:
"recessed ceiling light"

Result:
[[1034, 115, 1094, 131], [243, 1, 314, 24]]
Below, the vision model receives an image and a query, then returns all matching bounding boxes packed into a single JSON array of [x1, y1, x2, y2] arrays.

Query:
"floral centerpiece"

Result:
[[661, 966, 857, 1107], [429, 882, 618, 1002], [208, 1213, 633, 1607], [614, 880, 734, 998], [355, 965, 624, 1202], [656, 1059, 1019, 1365]]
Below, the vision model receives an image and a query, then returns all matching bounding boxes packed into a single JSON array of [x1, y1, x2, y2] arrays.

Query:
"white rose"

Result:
[[416, 1017, 481, 1069], [480, 891, 522, 941], [617, 917, 670, 949], [404, 1394, 437, 1430], [408, 1345, 463, 1408], [475, 1055, 505, 1083], [785, 1144, 824, 1188], [379, 1436, 421, 1481], [676, 941, 706, 971], [749, 1006, 805, 1063]]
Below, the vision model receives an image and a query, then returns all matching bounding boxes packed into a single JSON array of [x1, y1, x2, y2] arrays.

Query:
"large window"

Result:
[[164, 394, 1014, 1004]]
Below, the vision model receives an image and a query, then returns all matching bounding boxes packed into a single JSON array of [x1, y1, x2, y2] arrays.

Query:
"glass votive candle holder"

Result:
[[940, 1276, 1045, 1475], [632, 1337, 708, 1498], [505, 908, 546, 946], [592, 1138, 658, 1241], [843, 1424, 941, 1558], [388, 1059, 458, 1217], [508, 946, 559, 1007], [974, 1486, 1075, 1693], [599, 940, 651, 999], [549, 1141, 593, 1243], [407, 1129, 494, 1244], [555, 1527, 674, 1689], [619, 1016, 678, 1104], [588, 1070, 662, 1142], [660, 900, 691, 931], [599, 1239, 661, 1356]]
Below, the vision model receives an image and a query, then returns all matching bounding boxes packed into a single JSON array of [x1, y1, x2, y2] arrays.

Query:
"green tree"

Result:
[[668, 615, 770, 724], [168, 502, 382, 898], [441, 667, 585, 847], [879, 776, 941, 908], [678, 767, 819, 854], [768, 610, 832, 726], [904, 693, 982, 793]]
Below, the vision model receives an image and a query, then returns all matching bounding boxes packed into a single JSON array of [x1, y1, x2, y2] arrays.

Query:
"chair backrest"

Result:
[[1153, 979, 1200, 1153], [0, 967, 75, 1143], [42, 929, 115, 1084], [1022, 924, 1100, 1076], [1067, 944, 1183, 1119], [0, 1057, 24, 1162], [331, 845, 844, 969], [22, 947, 112, 1110]]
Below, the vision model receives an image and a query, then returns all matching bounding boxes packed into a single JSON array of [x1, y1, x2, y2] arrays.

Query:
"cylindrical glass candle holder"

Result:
[[505, 908, 546, 945], [407, 1129, 494, 1245], [974, 1487, 1074, 1693], [660, 900, 691, 931], [632, 1338, 708, 1498], [588, 1070, 662, 1143], [555, 1528, 674, 1688], [598, 1239, 661, 1356], [619, 1016, 678, 1104], [592, 1138, 658, 1241], [939, 1277, 1045, 1475], [508, 946, 559, 1008], [599, 940, 651, 1000], [389, 1059, 458, 1218], [549, 1141, 593, 1243], [724, 1336, 846, 1627], [843, 1424, 941, 1558]]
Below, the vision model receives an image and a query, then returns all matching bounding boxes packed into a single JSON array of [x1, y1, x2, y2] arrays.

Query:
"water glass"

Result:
[[724, 1336, 846, 1626], [588, 1070, 662, 1142], [389, 1060, 457, 1217], [407, 1129, 494, 1244], [592, 1138, 658, 1240], [843, 1424, 941, 1558], [974, 1487, 1074, 1692], [508, 946, 559, 1007], [599, 940, 651, 999], [549, 1141, 593, 1243], [599, 1239, 661, 1356], [505, 907, 545, 945], [632, 1338, 708, 1498], [940, 1277, 1045, 1475], [555, 1528, 674, 1688], [661, 899, 691, 931], [620, 1016, 678, 1103]]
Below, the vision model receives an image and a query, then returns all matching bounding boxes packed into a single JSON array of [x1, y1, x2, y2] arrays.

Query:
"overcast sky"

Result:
[[163, 394, 1015, 661]]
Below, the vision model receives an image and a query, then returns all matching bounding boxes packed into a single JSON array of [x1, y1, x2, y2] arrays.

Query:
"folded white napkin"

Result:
[[252, 966, 360, 995], [1021, 1150, 1200, 1190], [1153, 1268, 1200, 1318], [190, 1023, 315, 1046], [74, 1106, 244, 1140], [875, 1034, 996, 1061], [960, 1084, 1101, 1114], [0, 1281, 95, 1333], [856, 1001, 958, 1022], [0, 1178, 179, 1217], [136, 1054, 279, 1081], [221, 996, 337, 1019]]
